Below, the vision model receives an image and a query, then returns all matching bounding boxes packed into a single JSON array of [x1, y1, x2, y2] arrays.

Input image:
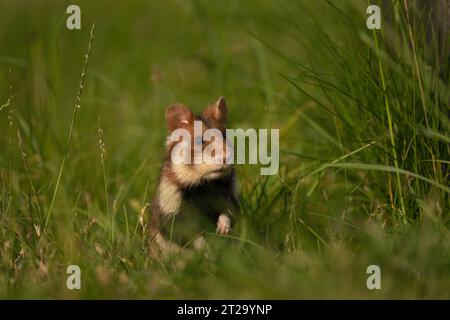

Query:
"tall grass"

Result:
[[0, 0, 448, 299], [44, 23, 95, 233], [274, 0, 449, 226]]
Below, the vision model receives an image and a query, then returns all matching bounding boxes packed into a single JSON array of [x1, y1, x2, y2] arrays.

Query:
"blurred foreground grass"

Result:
[[0, 0, 449, 298]]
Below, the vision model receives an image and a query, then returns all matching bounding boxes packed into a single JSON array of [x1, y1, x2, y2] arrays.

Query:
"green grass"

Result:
[[0, 0, 449, 298]]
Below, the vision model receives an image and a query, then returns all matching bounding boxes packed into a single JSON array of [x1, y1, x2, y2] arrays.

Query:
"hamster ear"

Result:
[[214, 96, 227, 123], [165, 104, 194, 132], [202, 96, 227, 124]]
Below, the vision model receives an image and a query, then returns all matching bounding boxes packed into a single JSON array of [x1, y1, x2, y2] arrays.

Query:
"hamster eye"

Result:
[[195, 136, 203, 145]]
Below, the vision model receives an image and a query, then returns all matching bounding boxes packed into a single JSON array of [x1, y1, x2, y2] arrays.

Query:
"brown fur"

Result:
[[149, 97, 238, 256]]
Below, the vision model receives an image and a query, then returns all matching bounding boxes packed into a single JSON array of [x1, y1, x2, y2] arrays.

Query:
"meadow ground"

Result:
[[0, 0, 449, 298]]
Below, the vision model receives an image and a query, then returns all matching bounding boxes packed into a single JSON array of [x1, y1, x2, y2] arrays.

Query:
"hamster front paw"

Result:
[[216, 213, 231, 235]]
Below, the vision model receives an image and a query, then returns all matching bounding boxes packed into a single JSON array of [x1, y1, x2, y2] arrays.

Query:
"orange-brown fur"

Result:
[[149, 97, 238, 256]]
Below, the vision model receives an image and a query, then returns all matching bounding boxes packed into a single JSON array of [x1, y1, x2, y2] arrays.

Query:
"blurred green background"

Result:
[[0, 0, 449, 298]]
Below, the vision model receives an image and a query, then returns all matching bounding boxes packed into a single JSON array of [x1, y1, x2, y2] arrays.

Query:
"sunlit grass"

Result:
[[0, 0, 448, 299]]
